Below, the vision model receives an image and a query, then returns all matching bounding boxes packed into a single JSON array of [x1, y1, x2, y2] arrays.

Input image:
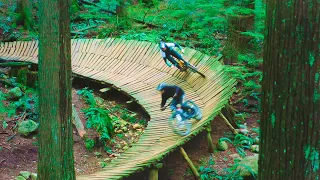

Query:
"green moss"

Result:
[[314, 91, 320, 102], [271, 113, 275, 128], [304, 145, 320, 173], [309, 52, 315, 66]]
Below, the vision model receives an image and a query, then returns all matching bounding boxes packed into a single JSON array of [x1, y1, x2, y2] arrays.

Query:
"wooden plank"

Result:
[[117, 40, 136, 61], [0, 42, 5, 53], [73, 52, 86, 67], [4, 42, 13, 57], [0, 42, 8, 55], [141, 43, 158, 66], [84, 39, 96, 54], [98, 56, 118, 71], [9, 41, 21, 60], [102, 38, 120, 57], [118, 61, 138, 75], [30, 41, 39, 58], [111, 38, 128, 59], [123, 40, 142, 62], [25, 41, 36, 57], [19, 41, 28, 58], [127, 64, 147, 77], [109, 59, 124, 73], [76, 39, 85, 54], [87, 54, 102, 68], [23, 41, 33, 58], [81, 39, 90, 53], [96, 38, 114, 55], [130, 41, 146, 63], [112, 59, 129, 74], [132, 41, 152, 65], [87, 39, 99, 54], [71, 52, 82, 67], [72, 39, 81, 56], [91, 56, 110, 70], [77, 53, 90, 67]]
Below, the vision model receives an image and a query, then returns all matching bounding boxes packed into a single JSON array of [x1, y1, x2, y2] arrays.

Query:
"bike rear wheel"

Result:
[[169, 114, 191, 136], [182, 100, 202, 121]]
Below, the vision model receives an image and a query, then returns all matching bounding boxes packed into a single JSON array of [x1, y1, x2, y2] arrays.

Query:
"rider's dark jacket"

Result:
[[161, 85, 185, 108]]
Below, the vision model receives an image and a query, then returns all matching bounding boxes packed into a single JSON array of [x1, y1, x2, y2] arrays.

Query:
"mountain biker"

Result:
[[159, 41, 189, 70], [156, 82, 185, 111]]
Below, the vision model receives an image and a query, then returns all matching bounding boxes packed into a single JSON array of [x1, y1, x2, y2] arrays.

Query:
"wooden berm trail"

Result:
[[0, 39, 236, 179]]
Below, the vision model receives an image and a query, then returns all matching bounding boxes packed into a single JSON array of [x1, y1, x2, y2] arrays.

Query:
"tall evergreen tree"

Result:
[[37, 0, 75, 179], [259, 0, 319, 179]]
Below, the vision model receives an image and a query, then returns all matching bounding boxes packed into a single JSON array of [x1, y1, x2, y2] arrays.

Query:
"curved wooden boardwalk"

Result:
[[0, 39, 236, 179]]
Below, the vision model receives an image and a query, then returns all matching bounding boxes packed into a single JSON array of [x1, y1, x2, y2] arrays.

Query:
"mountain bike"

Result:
[[168, 100, 202, 136], [174, 57, 206, 78]]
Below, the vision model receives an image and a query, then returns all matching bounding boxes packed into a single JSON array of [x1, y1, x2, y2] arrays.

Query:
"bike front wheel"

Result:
[[187, 63, 206, 78], [169, 113, 192, 136]]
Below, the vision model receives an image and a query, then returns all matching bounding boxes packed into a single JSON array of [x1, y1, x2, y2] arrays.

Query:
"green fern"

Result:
[[84, 107, 114, 140], [77, 87, 97, 107]]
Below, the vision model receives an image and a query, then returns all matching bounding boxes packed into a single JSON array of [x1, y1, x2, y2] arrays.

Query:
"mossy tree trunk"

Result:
[[37, 0, 75, 179], [17, 0, 34, 30], [116, 0, 127, 17], [223, 0, 255, 63], [140, 0, 159, 7], [259, 0, 319, 179]]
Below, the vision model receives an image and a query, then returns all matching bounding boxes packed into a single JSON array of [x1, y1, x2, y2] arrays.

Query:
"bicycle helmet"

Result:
[[156, 82, 167, 91], [159, 41, 166, 49]]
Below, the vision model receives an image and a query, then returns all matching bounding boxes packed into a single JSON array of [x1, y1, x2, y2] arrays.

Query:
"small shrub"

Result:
[[84, 137, 95, 151], [77, 87, 96, 106]]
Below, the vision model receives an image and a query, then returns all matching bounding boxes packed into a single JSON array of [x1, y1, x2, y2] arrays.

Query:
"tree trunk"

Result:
[[223, 0, 255, 63], [17, 0, 34, 30], [37, 0, 75, 179], [116, 0, 127, 17], [259, 0, 319, 179]]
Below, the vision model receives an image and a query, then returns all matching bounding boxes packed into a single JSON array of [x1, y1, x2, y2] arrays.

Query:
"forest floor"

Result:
[[0, 75, 150, 180], [0, 73, 260, 180]]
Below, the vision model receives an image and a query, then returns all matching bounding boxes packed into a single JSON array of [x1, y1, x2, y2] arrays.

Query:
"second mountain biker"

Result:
[[156, 82, 185, 111]]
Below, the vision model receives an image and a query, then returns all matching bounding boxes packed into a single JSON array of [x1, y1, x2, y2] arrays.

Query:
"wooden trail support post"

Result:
[[219, 112, 238, 135], [180, 147, 201, 180], [72, 104, 86, 138], [149, 163, 163, 180], [206, 123, 214, 153]]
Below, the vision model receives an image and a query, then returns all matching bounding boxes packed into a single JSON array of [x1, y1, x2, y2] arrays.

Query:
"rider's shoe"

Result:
[[175, 64, 184, 71], [176, 64, 187, 72]]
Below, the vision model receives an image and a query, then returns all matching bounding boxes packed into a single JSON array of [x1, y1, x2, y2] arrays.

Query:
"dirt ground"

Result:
[[0, 89, 100, 179]]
